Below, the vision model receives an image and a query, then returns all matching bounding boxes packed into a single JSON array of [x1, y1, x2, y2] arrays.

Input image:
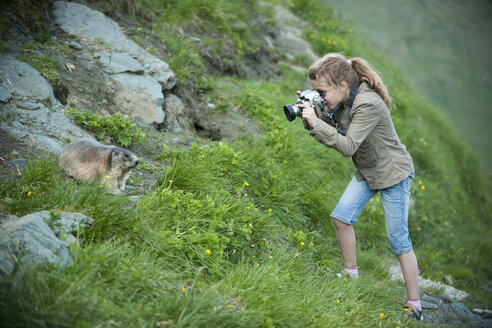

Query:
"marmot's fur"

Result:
[[60, 138, 139, 194]]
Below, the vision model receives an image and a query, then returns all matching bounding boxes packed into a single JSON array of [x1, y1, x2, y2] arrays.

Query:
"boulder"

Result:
[[164, 93, 193, 131], [52, 1, 176, 90], [111, 73, 165, 124], [0, 56, 58, 105], [0, 212, 72, 278], [94, 51, 145, 74]]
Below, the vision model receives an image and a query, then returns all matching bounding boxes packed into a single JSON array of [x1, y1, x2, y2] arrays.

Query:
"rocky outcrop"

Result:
[[0, 212, 72, 279], [0, 210, 94, 282], [0, 56, 93, 155], [52, 1, 177, 125]]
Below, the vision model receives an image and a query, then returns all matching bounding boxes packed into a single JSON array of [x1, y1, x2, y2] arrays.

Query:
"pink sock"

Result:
[[344, 266, 358, 278], [407, 299, 422, 311]]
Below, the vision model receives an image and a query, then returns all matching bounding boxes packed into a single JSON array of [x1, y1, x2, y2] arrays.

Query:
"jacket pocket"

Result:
[[353, 142, 378, 169]]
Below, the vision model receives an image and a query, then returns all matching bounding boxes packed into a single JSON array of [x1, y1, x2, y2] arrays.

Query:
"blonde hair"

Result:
[[308, 53, 391, 109]]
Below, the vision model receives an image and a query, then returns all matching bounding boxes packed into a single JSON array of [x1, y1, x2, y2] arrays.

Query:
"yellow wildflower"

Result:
[[249, 223, 253, 227], [417, 227, 421, 231], [105, 175, 109, 179], [421, 185, 426, 190], [27, 191, 32, 197], [244, 181, 250, 187], [300, 241, 305, 246], [419, 180, 422, 185], [269, 256, 273, 259], [268, 208, 272, 212], [169, 179, 173, 183], [336, 299, 340, 304], [206, 249, 211, 254], [380, 313, 384, 318], [226, 305, 231, 308], [181, 286, 187, 292], [107, 184, 111, 188]]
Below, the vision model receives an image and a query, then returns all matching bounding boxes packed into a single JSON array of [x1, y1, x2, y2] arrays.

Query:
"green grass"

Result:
[[65, 108, 145, 146], [0, 0, 491, 326], [18, 53, 60, 84]]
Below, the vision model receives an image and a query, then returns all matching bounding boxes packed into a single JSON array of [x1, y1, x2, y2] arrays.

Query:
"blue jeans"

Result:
[[331, 171, 415, 255]]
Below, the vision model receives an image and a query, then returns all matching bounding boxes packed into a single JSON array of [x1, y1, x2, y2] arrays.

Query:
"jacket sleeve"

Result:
[[308, 101, 380, 157]]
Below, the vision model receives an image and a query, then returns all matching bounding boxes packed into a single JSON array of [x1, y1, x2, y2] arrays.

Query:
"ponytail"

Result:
[[309, 54, 391, 109], [350, 57, 391, 109]]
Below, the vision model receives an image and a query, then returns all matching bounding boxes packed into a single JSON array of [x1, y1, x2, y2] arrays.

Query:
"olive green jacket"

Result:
[[308, 82, 413, 190]]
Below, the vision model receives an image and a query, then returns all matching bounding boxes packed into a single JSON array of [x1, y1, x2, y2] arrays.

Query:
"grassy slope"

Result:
[[0, 0, 491, 327], [324, 0, 492, 172]]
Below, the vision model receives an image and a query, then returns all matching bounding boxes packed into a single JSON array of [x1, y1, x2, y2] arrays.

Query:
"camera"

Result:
[[283, 89, 326, 122]]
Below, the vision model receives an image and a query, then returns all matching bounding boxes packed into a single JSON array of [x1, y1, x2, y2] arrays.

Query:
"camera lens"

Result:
[[284, 105, 297, 122]]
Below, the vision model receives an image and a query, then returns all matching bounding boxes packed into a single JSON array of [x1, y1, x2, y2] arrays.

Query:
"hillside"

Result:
[[0, 0, 491, 327]]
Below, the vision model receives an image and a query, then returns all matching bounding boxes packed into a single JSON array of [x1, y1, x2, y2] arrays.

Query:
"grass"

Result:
[[0, 0, 491, 326]]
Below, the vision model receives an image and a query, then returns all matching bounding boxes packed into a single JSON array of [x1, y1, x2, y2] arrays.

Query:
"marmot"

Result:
[[60, 138, 139, 194]]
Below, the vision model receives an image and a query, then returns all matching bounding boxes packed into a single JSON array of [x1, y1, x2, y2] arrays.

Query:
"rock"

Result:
[[111, 73, 165, 124], [37, 211, 94, 238], [52, 1, 176, 90], [17, 101, 44, 110], [0, 85, 12, 103], [0, 56, 57, 104], [164, 93, 193, 132], [271, 5, 318, 62], [0, 212, 72, 278], [1, 102, 93, 155], [389, 264, 469, 301], [94, 51, 145, 74], [472, 308, 492, 319], [69, 41, 82, 50]]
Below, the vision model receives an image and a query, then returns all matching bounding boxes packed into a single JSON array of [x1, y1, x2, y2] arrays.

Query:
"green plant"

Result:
[[65, 108, 145, 146], [18, 53, 60, 84]]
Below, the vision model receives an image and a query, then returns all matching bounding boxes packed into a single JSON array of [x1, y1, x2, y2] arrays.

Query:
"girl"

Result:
[[298, 53, 423, 321]]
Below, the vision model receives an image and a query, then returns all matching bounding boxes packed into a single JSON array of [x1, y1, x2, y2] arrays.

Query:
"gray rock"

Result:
[[69, 41, 82, 50], [272, 5, 318, 62], [0, 56, 56, 104], [389, 264, 469, 301], [48, 212, 94, 237], [164, 93, 193, 131], [17, 101, 44, 110], [52, 1, 176, 90], [95, 51, 145, 74], [473, 308, 492, 319], [1, 105, 93, 155], [0, 212, 72, 278], [422, 293, 442, 306], [0, 85, 12, 102], [112, 73, 165, 124]]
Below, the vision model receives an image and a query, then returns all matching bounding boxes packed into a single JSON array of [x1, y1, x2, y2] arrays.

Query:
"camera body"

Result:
[[283, 89, 326, 122]]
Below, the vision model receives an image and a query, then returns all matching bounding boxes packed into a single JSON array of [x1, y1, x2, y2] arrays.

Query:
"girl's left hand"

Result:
[[298, 104, 318, 128]]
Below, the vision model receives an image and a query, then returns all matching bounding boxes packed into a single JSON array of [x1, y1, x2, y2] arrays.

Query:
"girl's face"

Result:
[[311, 78, 349, 111]]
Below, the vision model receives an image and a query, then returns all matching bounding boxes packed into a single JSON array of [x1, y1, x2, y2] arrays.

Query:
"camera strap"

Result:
[[321, 84, 360, 135]]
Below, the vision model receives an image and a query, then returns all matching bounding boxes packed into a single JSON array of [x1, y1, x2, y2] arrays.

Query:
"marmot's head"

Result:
[[111, 148, 139, 170]]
